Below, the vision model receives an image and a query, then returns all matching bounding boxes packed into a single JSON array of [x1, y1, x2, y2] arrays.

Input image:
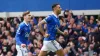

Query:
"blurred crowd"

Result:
[[0, 10, 100, 56]]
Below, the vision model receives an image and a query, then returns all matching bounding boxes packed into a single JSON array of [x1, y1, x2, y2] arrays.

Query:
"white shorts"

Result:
[[41, 40, 62, 52], [16, 45, 28, 56]]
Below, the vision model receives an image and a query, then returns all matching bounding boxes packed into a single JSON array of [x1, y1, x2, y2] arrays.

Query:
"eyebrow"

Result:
[[28, 15, 31, 16]]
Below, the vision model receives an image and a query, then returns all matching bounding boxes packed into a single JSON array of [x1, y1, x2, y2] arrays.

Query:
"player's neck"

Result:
[[53, 11, 59, 16], [24, 20, 29, 23], [23, 20, 29, 25]]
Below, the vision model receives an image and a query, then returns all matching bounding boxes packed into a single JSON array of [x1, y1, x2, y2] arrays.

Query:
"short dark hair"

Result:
[[52, 3, 59, 10], [22, 11, 30, 17]]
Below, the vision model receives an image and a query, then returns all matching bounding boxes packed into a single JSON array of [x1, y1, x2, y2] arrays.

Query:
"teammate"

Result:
[[38, 3, 68, 56], [15, 11, 32, 56]]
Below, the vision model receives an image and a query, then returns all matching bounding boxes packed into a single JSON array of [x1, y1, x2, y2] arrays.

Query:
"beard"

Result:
[[57, 10, 61, 15]]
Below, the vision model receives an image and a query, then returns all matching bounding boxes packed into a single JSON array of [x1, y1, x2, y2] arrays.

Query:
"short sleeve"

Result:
[[44, 15, 52, 23], [16, 25, 23, 35]]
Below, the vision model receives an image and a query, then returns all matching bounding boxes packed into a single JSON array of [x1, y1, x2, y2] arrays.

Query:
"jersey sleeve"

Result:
[[44, 15, 52, 23], [16, 24, 23, 44], [16, 25, 23, 35]]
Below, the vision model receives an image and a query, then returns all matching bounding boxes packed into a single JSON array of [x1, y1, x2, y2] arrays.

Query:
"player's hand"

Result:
[[63, 30, 68, 36], [21, 44, 26, 48], [44, 33, 50, 38], [28, 43, 33, 49], [28, 43, 33, 48]]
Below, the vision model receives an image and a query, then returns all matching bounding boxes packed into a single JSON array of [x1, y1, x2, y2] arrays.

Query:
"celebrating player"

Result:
[[38, 3, 68, 56]]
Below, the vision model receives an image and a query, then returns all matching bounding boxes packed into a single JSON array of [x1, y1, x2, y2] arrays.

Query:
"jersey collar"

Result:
[[52, 12, 58, 18], [23, 21, 29, 26]]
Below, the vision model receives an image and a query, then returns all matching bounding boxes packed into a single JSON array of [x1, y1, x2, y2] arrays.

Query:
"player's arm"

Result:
[[16, 25, 26, 47], [38, 16, 51, 37], [16, 26, 23, 44], [38, 19, 46, 36], [57, 28, 68, 36], [57, 28, 63, 34]]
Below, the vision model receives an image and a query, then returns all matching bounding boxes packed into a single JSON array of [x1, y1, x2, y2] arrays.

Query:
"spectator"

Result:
[[10, 27, 16, 38], [6, 22, 11, 31], [32, 15, 38, 25], [6, 51, 12, 56], [11, 44, 17, 56], [2, 39, 11, 55], [57, 35, 66, 48], [87, 16, 97, 28], [38, 17, 43, 23]]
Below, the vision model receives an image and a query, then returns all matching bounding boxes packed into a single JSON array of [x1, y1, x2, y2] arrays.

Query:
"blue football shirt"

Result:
[[44, 13, 60, 41], [15, 21, 31, 45]]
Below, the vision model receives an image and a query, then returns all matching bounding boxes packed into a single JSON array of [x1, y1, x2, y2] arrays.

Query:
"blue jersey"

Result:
[[15, 21, 31, 45], [44, 13, 60, 41]]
